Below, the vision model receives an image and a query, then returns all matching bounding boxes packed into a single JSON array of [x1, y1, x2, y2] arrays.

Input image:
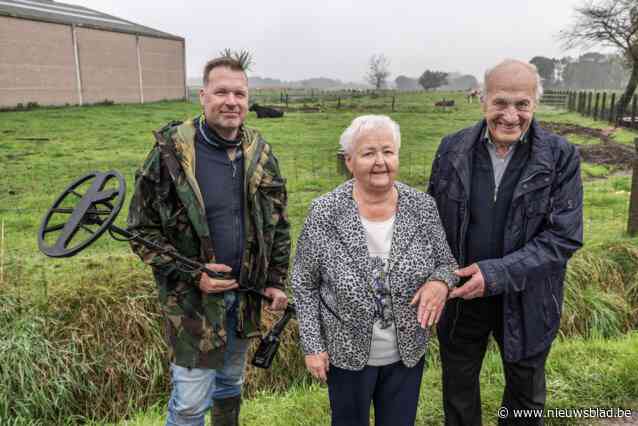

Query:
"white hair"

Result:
[[339, 115, 401, 155], [484, 59, 544, 102]]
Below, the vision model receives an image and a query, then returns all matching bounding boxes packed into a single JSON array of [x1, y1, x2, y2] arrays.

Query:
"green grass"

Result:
[[94, 333, 638, 426], [1, 96, 636, 272], [1, 94, 638, 424]]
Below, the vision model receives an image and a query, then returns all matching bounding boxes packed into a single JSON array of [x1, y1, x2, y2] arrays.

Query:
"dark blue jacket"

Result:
[[428, 119, 583, 362]]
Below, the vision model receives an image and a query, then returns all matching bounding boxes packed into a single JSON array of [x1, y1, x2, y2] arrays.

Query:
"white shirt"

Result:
[[360, 214, 400, 366]]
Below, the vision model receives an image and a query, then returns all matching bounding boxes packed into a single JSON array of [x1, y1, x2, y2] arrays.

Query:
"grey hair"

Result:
[[339, 115, 401, 155], [484, 59, 544, 102]]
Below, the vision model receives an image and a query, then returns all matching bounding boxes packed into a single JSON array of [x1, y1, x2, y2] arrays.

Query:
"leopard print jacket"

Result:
[[291, 180, 458, 370]]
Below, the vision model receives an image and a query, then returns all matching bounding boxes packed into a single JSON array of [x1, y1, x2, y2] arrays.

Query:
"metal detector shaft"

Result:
[[109, 224, 294, 311]]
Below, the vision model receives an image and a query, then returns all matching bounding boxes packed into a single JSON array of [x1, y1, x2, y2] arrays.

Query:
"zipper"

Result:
[[458, 196, 470, 266], [488, 159, 497, 204], [552, 294, 560, 316]]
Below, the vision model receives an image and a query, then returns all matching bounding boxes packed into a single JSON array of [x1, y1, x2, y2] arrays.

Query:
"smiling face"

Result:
[[482, 63, 537, 146], [345, 127, 399, 194], [199, 66, 248, 140]]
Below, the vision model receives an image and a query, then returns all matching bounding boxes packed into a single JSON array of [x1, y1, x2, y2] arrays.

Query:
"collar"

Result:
[[483, 127, 529, 146], [197, 115, 242, 149]]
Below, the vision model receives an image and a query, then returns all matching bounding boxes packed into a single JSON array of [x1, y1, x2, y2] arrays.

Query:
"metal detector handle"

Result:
[[251, 308, 295, 369]]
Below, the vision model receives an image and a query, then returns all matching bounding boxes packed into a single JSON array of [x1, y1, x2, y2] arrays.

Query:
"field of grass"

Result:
[[1, 93, 637, 424], [95, 333, 638, 426]]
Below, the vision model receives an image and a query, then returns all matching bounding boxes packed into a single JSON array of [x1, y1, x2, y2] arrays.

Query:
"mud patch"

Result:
[[540, 121, 636, 169]]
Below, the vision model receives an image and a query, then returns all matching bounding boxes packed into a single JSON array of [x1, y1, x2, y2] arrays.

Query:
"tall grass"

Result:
[[562, 242, 638, 337], [1, 240, 637, 423]]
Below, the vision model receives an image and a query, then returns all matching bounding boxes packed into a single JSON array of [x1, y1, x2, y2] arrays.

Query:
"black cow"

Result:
[[249, 103, 284, 118], [434, 99, 455, 107]]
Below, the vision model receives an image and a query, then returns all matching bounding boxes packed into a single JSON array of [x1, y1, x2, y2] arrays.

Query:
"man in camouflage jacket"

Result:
[[128, 56, 290, 426]]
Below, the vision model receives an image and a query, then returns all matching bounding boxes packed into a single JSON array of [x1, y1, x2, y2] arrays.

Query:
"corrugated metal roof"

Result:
[[0, 0, 183, 41]]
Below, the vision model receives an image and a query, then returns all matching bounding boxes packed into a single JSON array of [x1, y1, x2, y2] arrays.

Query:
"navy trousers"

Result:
[[327, 357, 425, 426], [438, 296, 550, 426]]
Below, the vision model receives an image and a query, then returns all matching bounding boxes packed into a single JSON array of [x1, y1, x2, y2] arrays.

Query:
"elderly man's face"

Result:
[[346, 127, 399, 193], [482, 67, 537, 145], [199, 67, 248, 140]]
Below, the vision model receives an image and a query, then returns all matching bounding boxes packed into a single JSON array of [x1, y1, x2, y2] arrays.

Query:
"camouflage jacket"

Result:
[[127, 118, 291, 369]]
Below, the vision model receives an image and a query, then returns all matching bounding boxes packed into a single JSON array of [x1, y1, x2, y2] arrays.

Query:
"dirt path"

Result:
[[540, 121, 636, 169]]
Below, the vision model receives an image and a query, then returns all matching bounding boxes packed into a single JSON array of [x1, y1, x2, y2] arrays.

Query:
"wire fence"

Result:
[[187, 86, 466, 113]]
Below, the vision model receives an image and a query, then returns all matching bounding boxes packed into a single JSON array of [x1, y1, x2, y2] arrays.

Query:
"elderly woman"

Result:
[[291, 115, 458, 426]]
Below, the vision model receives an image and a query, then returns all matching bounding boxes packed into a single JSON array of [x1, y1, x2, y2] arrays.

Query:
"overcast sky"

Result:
[[69, 0, 592, 83]]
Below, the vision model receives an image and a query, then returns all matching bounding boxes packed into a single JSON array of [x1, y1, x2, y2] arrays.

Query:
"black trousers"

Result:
[[327, 357, 425, 426], [437, 296, 550, 426]]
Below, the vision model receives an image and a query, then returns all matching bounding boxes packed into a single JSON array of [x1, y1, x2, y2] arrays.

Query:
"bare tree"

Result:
[[559, 0, 638, 120], [366, 54, 391, 90]]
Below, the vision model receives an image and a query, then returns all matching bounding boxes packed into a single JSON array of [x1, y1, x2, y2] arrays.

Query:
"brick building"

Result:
[[0, 0, 186, 107]]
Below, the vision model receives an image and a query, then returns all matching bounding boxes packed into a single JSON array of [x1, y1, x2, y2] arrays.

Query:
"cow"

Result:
[[249, 103, 284, 118], [466, 89, 481, 103], [434, 99, 455, 107]]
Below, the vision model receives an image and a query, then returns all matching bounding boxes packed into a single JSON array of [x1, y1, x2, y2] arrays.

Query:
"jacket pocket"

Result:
[[523, 192, 550, 239]]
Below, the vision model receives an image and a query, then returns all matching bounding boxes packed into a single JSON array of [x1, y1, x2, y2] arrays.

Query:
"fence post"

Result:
[[392, 96, 396, 112], [632, 95, 637, 129], [285, 94, 289, 108], [586, 92, 593, 116], [627, 138, 638, 236], [576, 92, 581, 113], [593, 92, 600, 121], [609, 93, 616, 124], [567, 92, 572, 111], [337, 97, 341, 109], [601, 92, 607, 120]]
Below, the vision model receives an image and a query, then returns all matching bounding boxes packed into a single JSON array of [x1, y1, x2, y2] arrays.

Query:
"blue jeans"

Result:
[[166, 292, 250, 426]]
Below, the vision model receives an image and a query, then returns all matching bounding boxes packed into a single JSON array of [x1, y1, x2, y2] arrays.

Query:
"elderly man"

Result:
[[428, 59, 583, 425], [128, 56, 290, 426]]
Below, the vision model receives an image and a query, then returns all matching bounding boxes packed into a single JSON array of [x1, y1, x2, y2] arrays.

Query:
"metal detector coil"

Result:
[[37, 170, 297, 369], [38, 171, 125, 258]]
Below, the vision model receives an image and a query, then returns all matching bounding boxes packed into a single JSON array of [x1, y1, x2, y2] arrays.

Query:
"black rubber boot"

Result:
[[212, 395, 241, 426]]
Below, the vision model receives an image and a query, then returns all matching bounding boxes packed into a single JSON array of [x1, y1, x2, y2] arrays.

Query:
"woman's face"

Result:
[[346, 127, 399, 194]]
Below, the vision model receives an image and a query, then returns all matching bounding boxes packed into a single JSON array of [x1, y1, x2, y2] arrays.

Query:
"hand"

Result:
[[410, 280, 449, 328], [263, 287, 288, 311], [305, 352, 329, 382], [449, 263, 486, 300], [198, 263, 238, 293]]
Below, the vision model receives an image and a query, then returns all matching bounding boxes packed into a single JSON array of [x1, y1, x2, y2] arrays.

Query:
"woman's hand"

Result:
[[305, 352, 329, 382], [410, 280, 449, 328]]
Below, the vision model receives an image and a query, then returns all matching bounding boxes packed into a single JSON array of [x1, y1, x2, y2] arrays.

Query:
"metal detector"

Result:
[[37, 170, 294, 369]]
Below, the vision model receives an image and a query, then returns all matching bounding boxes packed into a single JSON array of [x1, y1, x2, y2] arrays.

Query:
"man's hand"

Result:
[[198, 263, 238, 293], [305, 352, 329, 382], [449, 263, 486, 300], [410, 280, 449, 328], [263, 287, 288, 311]]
